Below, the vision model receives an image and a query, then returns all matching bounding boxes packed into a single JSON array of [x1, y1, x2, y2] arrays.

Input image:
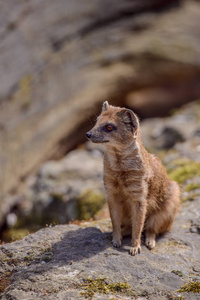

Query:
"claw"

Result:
[[112, 239, 121, 248], [129, 245, 141, 256], [145, 239, 156, 250]]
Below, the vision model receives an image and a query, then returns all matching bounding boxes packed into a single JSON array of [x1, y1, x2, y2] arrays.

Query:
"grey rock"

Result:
[[1, 196, 200, 300], [15, 149, 105, 226], [141, 101, 200, 161], [151, 126, 184, 149], [190, 217, 200, 234]]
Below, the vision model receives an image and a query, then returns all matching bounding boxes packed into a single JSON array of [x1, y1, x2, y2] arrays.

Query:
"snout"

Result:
[[86, 131, 92, 139], [86, 129, 108, 143]]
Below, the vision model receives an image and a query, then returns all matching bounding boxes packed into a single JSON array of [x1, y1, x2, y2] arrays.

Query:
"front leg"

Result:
[[108, 198, 122, 248], [130, 200, 147, 256]]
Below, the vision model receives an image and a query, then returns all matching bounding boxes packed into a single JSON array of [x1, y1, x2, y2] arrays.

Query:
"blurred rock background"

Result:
[[1, 0, 200, 242]]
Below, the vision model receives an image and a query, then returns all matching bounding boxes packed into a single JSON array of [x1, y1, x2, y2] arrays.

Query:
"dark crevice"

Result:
[[51, 0, 181, 52], [79, 0, 181, 37]]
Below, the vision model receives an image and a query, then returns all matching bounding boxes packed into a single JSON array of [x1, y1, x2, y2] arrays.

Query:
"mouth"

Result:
[[88, 137, 110, 143], [90, 139, 109, 144]]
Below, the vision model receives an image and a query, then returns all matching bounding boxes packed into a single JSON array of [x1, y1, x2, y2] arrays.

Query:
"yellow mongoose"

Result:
[[86, 101, 180, 255]]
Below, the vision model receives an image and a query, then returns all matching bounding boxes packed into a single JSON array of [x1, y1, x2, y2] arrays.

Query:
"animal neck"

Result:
[[105, 138, 143, 171]]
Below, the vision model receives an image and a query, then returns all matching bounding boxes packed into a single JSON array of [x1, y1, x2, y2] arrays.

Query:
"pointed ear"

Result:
[[116, 109, 139, 134], [102, 101, 109, 112]]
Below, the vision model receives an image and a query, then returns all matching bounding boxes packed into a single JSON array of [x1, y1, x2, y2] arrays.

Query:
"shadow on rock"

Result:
[[52, 227, 110, 265]]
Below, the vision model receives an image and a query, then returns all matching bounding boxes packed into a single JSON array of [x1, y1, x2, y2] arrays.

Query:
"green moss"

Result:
[[4, 258, 22, 267], [77, 190, 106, 221], [182, 192, 200, 203], [166, 158, 189, 172], [171, 270, 184, 277], [167, 240, 184, 247], [24, 254, 35, 262], [168, 160, 200, 184], [80, 278, 132, 299], [21, 246, 53, 267], [41, 251, 53, 263], [4, 228, 30, 242], [107, 282, 131, 293], [2, 211, 60, 243], [19, 75, 32, 110], [184, 183, 200, 192], [177, 281, 200, 293]]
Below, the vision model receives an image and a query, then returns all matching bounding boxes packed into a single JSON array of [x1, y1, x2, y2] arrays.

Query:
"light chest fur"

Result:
[[104, 145, 147, 197]]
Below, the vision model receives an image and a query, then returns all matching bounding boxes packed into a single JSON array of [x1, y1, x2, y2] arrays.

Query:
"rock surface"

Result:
[[141, 100, 200, 161], [0, 195, 200, 299]]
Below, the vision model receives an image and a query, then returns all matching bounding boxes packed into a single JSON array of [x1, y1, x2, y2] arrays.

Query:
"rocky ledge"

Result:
[[0, 195, 200, 300]]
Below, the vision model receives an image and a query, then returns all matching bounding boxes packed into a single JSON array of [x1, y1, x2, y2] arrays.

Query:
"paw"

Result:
[[112, 239, 121, 248], [129, 245, 141, 256], [145, 231, 156, 250], [145, 238, 156, 250]]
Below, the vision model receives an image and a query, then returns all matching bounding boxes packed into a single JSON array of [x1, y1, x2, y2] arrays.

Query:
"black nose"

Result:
[[86, 132, 92, 139]]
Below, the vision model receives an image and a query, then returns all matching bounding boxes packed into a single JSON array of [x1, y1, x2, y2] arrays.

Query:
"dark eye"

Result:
[[106, 124, 113, 131]]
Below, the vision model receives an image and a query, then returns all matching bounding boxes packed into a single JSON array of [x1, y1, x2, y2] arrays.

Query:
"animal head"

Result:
[[86, 101, 139, 146]]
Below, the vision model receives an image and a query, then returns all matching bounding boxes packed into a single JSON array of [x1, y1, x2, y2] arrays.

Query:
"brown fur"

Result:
[[86, 101, 180, 255]]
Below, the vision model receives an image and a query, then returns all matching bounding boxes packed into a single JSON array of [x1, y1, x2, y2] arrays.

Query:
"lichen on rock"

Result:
[[77, 190, 106, 221], [168, 160, 200, 184], [177, 281, 200, 293], [79, 278, 133, 299]]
